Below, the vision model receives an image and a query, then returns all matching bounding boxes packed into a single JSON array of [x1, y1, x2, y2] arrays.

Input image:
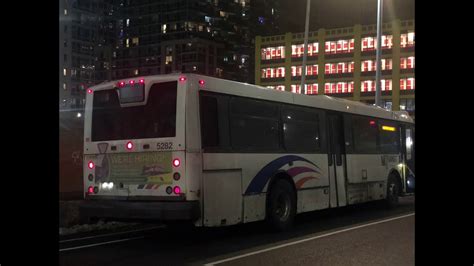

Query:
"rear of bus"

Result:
[[80, 74, 200, 223]]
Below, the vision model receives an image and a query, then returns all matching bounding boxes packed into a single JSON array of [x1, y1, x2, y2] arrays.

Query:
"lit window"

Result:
[[125, 38, 129, 47], [305, 83, 318, 94], [291, 84, 301, 94], [64, 9, 67, 15], [261, 46, 285, 60], [63, 68, 67, 76], [126, 19, 130, 27], [166, 56, 172, 64], [63, 83, 67, 90], [132, 37, 139, 46], [134, 69, 139, 75], [162, 24, 167, 34]]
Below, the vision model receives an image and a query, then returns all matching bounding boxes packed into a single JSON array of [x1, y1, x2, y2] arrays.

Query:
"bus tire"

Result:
[[386, 174, 400, 208], [266, 179, 296, 231]]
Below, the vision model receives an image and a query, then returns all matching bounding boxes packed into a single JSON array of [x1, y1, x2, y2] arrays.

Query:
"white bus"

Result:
[[80, 74, 415, 230]]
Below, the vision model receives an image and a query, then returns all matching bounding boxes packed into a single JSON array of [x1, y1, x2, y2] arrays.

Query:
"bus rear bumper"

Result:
[[79, 200, 200, 222]]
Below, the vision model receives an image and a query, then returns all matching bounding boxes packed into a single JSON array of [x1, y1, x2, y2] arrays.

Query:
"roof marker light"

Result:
[[118, 81, 125, 87], [369, 120, 376, 126], [179, 77, 186, 82], [87, 88, 93, 94], [129, 80, 135, 85], [199, 80, 205, 86], [126, 141, 133, 150], [139, 79, 145, 84]]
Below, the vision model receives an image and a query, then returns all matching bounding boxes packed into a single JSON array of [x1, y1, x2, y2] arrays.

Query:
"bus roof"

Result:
[[89, 73, 414, 124]]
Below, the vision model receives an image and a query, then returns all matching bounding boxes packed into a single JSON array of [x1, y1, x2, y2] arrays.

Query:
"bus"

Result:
[[80, 74, 415, 230]]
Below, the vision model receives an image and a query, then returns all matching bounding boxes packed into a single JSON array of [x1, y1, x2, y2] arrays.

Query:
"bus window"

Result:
[[352, 116, 379, 153], [379, 121, 400, 154], [281, 106, 321, 152], [200, 95, 219, 148], [91, 81, 177, 141], [406, 128, 413, 161], [229, 97, 280, 151]]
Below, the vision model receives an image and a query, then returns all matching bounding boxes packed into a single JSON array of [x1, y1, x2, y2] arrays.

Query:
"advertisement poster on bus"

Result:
[[94, 152, 173, 185]]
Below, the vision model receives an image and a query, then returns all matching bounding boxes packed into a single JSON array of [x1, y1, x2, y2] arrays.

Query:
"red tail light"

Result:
[[173, 158, 180, 167], [88, 186, 94, 194], [88, 161, 95, 169], [173, 186, 181, 194]]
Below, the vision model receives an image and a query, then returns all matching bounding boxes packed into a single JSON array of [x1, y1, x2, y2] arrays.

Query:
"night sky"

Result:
[[277, 0, 415, 33]]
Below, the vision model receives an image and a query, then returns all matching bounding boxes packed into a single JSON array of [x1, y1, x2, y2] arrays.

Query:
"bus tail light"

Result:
[[88, 186, 94, 194], [173, 158, 180, 167], [173, 186, 181, 195], [88, 161, 95, 169]]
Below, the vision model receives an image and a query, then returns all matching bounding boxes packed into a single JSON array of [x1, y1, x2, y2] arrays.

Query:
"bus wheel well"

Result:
[[388, 170, 402, 196], [267, 172, 297, 202]]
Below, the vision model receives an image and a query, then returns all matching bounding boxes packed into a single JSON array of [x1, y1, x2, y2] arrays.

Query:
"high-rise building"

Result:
[[110, 0, 280, 84], [255, 19, 415, 117]]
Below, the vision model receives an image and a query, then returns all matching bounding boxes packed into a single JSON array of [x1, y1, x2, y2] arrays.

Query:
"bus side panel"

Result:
[[202, 170, 242, 227], [243, 194, 266, 223], [296, 188, 330, 214], [346, 154, 386, 184]]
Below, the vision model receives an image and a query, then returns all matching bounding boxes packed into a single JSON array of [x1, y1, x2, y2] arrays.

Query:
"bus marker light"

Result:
[[173, 158, 180, 167], [129, 80, 135, 85], [139, 79, 145, 84], [199, 80, 205, 86], [382, 125, 396, 131], [126, 141, 134, 150], [88, 161, 95, 169], [87, 89, 93, 94], [173, 186, 181, 194], [179, 77, 186, 82], [369, 120, 376, 126], [118, 81, 125, 87]]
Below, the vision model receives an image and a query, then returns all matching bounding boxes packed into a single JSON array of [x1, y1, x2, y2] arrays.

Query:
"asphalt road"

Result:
[[60, 196, 415, 266]]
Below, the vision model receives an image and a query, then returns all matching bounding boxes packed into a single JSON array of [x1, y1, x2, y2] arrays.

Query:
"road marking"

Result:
[[60, 225, 165, 243], [204, 212, 415, 265], [59, 236, 144, 252]]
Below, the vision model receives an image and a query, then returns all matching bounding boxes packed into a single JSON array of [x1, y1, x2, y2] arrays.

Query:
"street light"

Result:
[[375, 0, 383, 107], [300, 0, 311, 94], [301, 0, 384, 107]]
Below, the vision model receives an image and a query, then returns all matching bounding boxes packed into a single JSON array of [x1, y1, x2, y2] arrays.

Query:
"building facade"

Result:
[[255, 19, 415, 116], [110, 0, 280, 84]]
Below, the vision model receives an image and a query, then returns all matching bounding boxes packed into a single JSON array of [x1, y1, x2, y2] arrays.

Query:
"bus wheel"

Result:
[[267, 179, 296, 231], [386, 174, 400, 208]]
